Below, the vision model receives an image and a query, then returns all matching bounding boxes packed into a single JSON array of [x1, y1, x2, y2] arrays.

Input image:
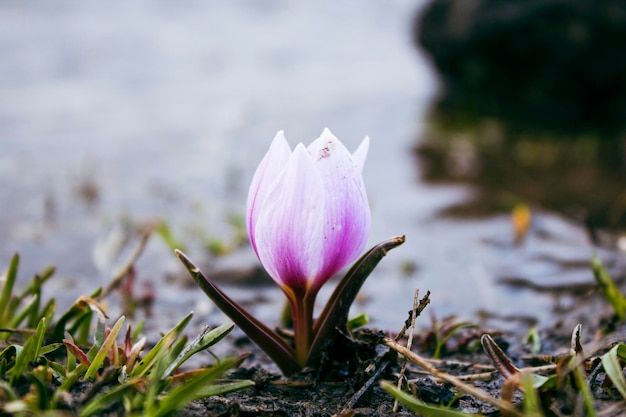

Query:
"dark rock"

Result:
[[415, 0, 626, 136]]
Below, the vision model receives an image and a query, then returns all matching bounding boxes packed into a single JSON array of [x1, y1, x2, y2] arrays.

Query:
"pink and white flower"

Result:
[[246, 128, 371, 300]]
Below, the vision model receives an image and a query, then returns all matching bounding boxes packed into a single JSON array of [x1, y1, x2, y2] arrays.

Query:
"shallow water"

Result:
[[0, 0, 620, 335]]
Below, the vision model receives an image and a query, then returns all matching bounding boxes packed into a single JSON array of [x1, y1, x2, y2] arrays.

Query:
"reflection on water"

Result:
[[412, 0, 626, 330], [0, 0, 623, 338], [415, 122, 626, 229]]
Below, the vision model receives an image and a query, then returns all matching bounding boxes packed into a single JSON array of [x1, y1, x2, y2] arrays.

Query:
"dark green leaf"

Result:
[[176, 250, 300, 375], [307, 236, 405, 367]]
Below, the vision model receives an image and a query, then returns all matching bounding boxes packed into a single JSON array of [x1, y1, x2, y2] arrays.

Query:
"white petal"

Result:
[[307, 127, 336, 160], [352, 136, 370, 174], [308, 130, 371, 289], [254, 144, 325, 290], [246, 131, 291, 254]]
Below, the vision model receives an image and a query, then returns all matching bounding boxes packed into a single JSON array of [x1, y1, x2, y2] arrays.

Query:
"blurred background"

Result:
[[1, 0, 625, 335]]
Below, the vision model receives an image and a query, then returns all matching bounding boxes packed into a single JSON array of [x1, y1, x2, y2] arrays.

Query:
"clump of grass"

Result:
[[417, 314, 479, 359], [384, 292, 626, 416], [0, 254, 253, 416], [384, 322, 626, 416], [381, 253, 626, 416]]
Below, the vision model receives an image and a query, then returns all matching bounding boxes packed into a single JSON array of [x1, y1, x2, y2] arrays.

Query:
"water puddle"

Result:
[[1, 1, 624, 339]]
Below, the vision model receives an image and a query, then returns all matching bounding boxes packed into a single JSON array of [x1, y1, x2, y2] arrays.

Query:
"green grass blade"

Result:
[[31, 317, 47, 362], [571, 355, 596, 417], [347, 312, 369, 330], [162, 323, 234, 378], [0, 379, 19, 401], [38, 343, 62, 356], [434, 321, 475, 359], [84, 316, 125, 380], [601, 343, 626, 400], [39, 298, 57, 329], [9, 337, 35, 385], [15, 265, 54, 302], [381, 381, 470, 416], [525, 326, 542, 354], [131, 319, 145, 342], [52, 303, 93, 342], [27, 371, 50, 410], [0, 254, 20, 327], [0, 344, 20, 363], [154, 359, 239, 417], [47, 359, 67, 384], [79, 380, 140, 417], [157, 220, 186, 253], [591, 255, 626, 320], [131, 312, 193, 378], [520, 371, 545, 417], [8, 295, 39, 330], [191, 380, 254, 399], [58, 364, 87, 391]]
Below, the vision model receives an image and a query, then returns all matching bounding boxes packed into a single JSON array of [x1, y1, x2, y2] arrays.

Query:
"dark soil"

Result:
[[173, 285, 626, 417]]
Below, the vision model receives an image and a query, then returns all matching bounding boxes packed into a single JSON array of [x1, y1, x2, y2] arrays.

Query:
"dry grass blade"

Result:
[[393, 288, 422, 413], [384, 336, 524, 417], [100, 231, 151, 299]]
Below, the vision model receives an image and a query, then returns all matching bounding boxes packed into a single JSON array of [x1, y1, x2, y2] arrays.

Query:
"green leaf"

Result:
[[32, 317, 47, 361], [308, 236, 405, 367], [591, 255, 626, 320], [0, 254, 19, 328], [434, 321, 475, 359], [347, 313, 369, 330], [58, 363, 87, 391], [47, 359, 68, 384], [130, 312, 193, 378], [0, 344, 20, 364], [525, 327, 542, 354], [520, 371, 545, 417], [381, 381, 471, 416], [131, 319, 145, 342], [601, 343, 626, 400], [8, 297, 37, 331], [38, 343, 62, 357], [27, 371, 49, 410], [162, 323, 234, 378], [176, 250, 300, 375], [0, 379, 18, 401], [84, 315, 125, 380], [52, 298, 96, 342], [154, 359, 242, 417], [157, 220, 186, 253], [9, 337, 35, 385], [572, 356, 596, 417], [79, 380, 140, 417], [38, 298, 57, 331], [15, 265, 54, 303], [191, 379, 254, 399]]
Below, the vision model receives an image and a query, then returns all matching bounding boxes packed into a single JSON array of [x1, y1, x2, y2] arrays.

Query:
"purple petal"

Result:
[[253, 144, 326, 292], [246, 131, 291, 255], [307, 129, 371, 290]]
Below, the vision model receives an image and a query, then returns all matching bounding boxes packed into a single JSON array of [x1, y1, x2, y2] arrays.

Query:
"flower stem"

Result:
[[291, 292, 315, 367]]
